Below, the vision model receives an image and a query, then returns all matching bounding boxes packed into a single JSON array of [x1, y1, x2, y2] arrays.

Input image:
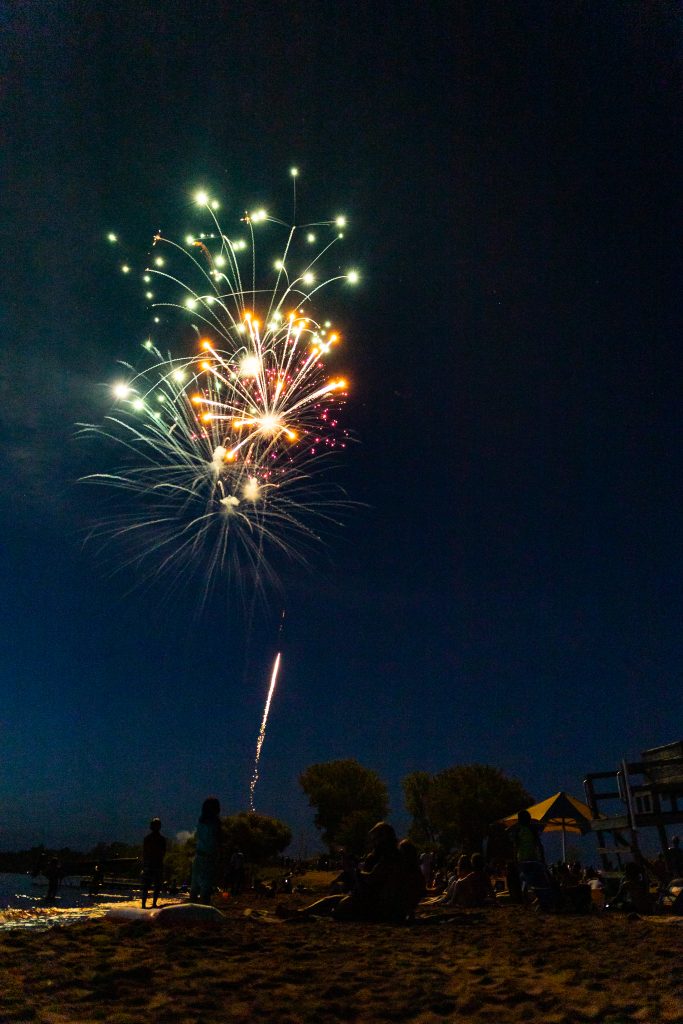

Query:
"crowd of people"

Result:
[[163, 800, 683, 920], [416, 813, 683, 917], [32, 797, 683, 920]]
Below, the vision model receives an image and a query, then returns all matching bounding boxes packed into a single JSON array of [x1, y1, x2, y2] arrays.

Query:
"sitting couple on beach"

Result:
[[427, 852, 495, 908], [278, 821, 425, 924]]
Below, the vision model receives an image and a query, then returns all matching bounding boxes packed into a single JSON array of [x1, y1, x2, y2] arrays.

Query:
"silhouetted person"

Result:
[[279, 822, 416, 924], [141, 817, 167, 908], [452, 852, 495, 907], [229, 848, 246, 896], [668, 836, 683, 878], [651, 852, 668, 885], [611, 862, 652, 915], [509, 809, 555, 910], [335, 848, 358, 893], [44, 857, 62, 902], [190, 797, 221, 904], [89, 863, 104, 896], [440, 854, 472, 905]]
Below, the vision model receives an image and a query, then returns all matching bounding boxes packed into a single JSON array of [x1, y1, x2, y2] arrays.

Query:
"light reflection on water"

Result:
[[0, 872, 136, 931]]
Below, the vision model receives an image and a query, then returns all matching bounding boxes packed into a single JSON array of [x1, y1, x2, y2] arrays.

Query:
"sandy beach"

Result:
[[1, 888, 681, 1024]]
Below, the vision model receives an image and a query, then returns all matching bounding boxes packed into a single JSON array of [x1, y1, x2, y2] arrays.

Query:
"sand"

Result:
[[0, 892, 681, 1023]]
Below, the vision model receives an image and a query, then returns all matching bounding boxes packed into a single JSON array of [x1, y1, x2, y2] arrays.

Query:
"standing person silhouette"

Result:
[[141, 817, 167, 908], [668, 836, 683, 878], [229, 848, 246, 896], [45, 857, 62, 902], [190, 797, 222, 904], [509, 809, 555, 910], [89, 863, 104, 896]]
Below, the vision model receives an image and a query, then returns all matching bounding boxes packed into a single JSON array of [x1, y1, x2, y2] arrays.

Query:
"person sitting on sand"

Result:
[[455, 854, 472, 882], [335, 821, 403, 922], [568, 860, 583, 884], [189, 797, 222, 905], [141, 817, 167, 909], [440, 853, 495, 907], [396, 839, 426, 921], [610, 862, 652, 915], [434, 867, 449, 893], [437, 854, 472, 905], [332, 848, 358, 893], [457, 853, 495, 907], [584, 867, 605, 910], [553, 862, 572, 888], [279, 822, 416, 924]]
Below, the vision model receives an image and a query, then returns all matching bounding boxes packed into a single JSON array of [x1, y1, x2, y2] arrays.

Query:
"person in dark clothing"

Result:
[[141, 817, 167, 908], [508, 809, 556, 911], [610, 861, 652, 915], [44, 857, 62, 902], [189, 797, 222, 904], [89, 863, 104, 896], [334, 848, 359, 893], [334, 821, 403, 922], [278, 822, 416, 924], [229, 848, 246, 896], [668, 836, 683, 878], [458, 852, 495, 907]]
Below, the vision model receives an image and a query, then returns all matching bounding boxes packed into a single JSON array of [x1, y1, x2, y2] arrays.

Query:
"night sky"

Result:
[[2, 3, 681, 853]]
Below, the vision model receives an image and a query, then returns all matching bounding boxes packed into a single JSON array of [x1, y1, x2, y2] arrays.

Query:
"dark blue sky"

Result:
[[1, 3, 681, 852]]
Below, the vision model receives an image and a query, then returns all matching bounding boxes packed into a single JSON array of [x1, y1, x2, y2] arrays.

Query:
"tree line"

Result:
[[0, 761, 532, 872], [300, 760, 532, 856]]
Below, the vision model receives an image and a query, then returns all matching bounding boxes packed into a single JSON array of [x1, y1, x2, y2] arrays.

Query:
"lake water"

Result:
[[0, 872, 139, 929], [0, 872, 138, 910]]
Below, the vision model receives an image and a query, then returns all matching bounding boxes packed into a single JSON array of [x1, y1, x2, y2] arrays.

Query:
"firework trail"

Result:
[[80, 173, 359, 603], [249, 610, 286, 810]]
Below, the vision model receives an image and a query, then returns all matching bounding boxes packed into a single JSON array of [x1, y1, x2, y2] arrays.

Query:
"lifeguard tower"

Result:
[[584, 740, 683, 868]]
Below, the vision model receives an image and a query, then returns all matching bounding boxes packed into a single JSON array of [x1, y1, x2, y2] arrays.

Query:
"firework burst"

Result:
[[80, 177, 359, 602]]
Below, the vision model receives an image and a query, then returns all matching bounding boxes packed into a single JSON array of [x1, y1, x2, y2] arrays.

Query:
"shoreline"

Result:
[[0, 895, 184, 932]]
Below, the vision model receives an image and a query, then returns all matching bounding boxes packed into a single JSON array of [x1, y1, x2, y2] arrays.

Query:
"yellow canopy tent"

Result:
[[498, 791, 594, 861]]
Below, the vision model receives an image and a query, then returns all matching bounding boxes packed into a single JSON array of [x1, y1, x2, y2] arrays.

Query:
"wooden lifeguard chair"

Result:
[[584, 740, 683, 869]]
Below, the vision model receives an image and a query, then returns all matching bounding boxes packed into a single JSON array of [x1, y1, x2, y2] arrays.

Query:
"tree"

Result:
[[164, 813, 292, 884], [299, 759, 389, 853], [402, 770, 437, 847], [403, 764, 533, 854], [164, 835, 195, 886], [221, 812, 292, 864]]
